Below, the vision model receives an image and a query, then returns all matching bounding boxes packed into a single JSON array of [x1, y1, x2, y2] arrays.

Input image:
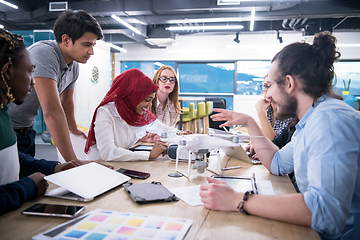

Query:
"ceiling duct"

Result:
[[49, 2, 68, 12], [146, 27, 177, 47]]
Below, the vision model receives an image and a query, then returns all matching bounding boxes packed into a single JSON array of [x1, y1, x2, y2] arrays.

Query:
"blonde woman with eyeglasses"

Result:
[[151, 66, 181, 127]]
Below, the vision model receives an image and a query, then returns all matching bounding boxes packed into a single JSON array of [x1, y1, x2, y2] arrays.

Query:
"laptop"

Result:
[[45, 162, 131, 202], [207, 127, 251, 143], [221, 146, 262, 165]]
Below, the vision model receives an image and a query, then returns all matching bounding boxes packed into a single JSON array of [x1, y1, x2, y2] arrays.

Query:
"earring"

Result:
[[1, 71, 15, 104]]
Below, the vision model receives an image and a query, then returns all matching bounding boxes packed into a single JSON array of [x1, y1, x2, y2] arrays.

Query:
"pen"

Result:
[[251, 173, 258, 194], [221, 165, 242, 170]]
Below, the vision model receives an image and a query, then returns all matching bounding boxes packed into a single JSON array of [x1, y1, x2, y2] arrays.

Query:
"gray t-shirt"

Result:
[[8, 40, 79, 128]]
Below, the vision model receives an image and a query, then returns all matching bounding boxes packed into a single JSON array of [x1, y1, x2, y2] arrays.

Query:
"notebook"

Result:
[[45, 162, 131, 202], [221, 146, 261, 165]]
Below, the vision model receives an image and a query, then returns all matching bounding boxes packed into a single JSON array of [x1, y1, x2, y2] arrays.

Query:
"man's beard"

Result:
[[272, 91, 298, 121]]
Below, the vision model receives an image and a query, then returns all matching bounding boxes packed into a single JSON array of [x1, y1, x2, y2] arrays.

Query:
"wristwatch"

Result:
[[237, 190, 254, 215]]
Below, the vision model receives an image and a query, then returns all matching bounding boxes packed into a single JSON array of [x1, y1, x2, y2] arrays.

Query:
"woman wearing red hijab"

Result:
[[84, 68, 177, 161]]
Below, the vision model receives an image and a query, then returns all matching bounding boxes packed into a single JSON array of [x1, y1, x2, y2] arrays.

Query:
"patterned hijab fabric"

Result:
[[85, 68, 159, 153]]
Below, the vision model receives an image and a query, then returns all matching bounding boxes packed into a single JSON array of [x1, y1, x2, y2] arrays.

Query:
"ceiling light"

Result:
[[167, 17, 242, 24], [145, 38, 178, 46], [250, 7, 255, 31], [111, 14, 141, 35], [168, 48, 218, 54], [337, 44, 360, 47], [217, 0, 240, 5], [33, 29, 54, 33], [107, 43, 127, 53], [0, 0, 18, 9], [166, 25, 244, 31]]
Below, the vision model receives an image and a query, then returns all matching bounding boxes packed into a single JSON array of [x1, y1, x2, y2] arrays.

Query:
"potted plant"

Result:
[[342, 79, 359, 110], [342, 79, 351, 95]]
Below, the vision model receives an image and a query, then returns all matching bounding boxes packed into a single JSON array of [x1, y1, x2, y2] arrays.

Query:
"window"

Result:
[[178, 63, 234, 110], [236, 61, 271, 95], [121, 61, 176, 79], [333, 61, 360, 96]]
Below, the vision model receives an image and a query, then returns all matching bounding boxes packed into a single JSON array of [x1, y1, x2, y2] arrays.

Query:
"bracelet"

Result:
[[53, 161, 61, 173], [260, 121, 269, 126], [237, 190, 254, 215]]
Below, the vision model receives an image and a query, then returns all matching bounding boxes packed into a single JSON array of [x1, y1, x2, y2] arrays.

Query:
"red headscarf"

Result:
[[84, 68, 159, 153]]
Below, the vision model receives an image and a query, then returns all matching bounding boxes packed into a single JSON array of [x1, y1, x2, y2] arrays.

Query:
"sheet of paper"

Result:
[[257, 180, 275, 195], [169, 185, 204, 207], [169, 180, 275, 207]]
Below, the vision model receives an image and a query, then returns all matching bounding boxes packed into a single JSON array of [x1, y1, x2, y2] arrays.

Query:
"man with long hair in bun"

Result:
[[0, 29, 78, 216], [200, 31, 360, 239]]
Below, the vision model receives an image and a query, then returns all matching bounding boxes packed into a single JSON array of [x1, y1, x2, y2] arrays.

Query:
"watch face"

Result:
[[91, 66, 99, 84]]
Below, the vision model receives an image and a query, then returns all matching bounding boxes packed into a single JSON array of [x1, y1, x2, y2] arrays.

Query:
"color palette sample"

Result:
[[33, 209, 193, 240]]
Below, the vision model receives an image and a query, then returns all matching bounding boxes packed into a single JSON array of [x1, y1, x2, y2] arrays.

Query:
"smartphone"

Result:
[[22, 203, 84, 218], [116, 168, 150, 179]]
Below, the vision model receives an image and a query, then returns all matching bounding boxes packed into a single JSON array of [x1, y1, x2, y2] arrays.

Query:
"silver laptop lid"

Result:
[[221, 146, 261, 165], [44, 162, 131, 199]]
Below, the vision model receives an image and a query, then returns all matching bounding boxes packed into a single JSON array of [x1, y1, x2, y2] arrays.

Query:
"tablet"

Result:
[[22, 203, 84, 218], [212, 173, 258, 194], [129, 145, 153, 151], [123, 181, 179, 204]]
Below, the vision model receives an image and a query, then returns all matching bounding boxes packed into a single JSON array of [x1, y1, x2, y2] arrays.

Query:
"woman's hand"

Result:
[[139, 132, 161, 143], [255, 99, 270, 115], [149, 142, 168, 159], [177, 130, 192, 135]]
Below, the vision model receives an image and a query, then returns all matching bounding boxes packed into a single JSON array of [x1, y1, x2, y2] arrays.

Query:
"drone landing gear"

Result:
[[168, 172, 183, 178]]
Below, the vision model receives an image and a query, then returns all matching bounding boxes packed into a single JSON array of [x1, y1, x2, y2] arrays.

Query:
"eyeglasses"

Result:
[[159, 76, 176, 84], [260, 83, 271, 92]]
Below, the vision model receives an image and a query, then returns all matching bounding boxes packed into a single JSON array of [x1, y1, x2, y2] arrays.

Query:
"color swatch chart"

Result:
[[33, 209, 193, 240]]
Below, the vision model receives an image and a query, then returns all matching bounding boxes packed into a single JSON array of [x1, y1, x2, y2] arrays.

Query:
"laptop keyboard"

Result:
[[63, 192, 82, 198]]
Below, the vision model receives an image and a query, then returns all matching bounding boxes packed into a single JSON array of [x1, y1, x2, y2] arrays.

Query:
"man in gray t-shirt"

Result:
[[8, 9, 103, 162]]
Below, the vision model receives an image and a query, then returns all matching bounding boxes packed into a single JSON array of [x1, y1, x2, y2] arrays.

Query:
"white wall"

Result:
[[234, 95, 263, 122], [74, 40, 111, 129]]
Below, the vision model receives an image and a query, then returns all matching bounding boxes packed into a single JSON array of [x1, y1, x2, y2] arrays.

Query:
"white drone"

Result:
[[161, 128, 244, 178]]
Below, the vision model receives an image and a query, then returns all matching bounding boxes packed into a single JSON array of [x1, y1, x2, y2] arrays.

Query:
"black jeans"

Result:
[[15, 127, 36, 157]]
